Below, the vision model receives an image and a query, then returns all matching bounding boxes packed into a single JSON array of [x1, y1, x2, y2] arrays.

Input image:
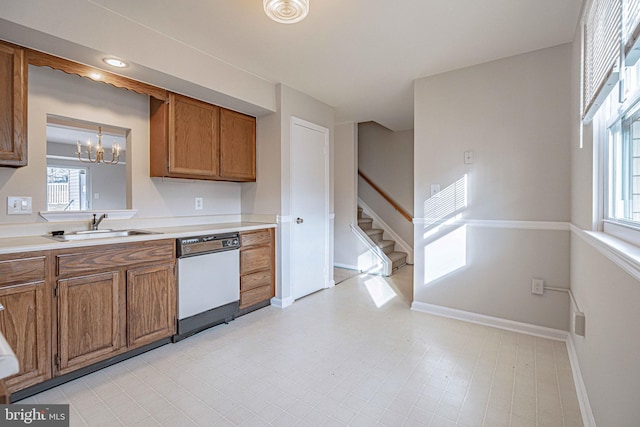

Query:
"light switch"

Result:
[[7, 196, 32, 215], [430, 184, 440, 197]]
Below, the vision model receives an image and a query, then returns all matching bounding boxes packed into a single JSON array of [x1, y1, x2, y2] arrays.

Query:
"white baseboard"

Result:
[[566, 335, 597, 427], [411, 302, 569, 341], [411, 302, 596, 425], [270, 296, 294, 309], [334, 263, 360, 271]]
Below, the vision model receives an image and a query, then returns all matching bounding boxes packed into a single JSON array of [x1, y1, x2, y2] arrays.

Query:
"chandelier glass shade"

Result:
[[263, 0, 309, 24]]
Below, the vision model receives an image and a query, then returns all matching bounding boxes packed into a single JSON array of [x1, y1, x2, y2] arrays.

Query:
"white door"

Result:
[[291, 118, 329, 300]]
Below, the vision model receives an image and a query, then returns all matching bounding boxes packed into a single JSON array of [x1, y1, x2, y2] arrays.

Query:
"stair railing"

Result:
[[357, 170, 412, 222]]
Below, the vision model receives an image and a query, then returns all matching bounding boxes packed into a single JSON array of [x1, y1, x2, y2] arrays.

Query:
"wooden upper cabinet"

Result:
[[0, 41, 27, 167], [220, 108, 256, 181], [151, 93, 220, 179], [150, 92, 256, 182]]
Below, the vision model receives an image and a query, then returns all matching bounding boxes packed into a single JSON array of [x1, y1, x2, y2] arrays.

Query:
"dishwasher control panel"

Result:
[[176, 233, 240, 258]]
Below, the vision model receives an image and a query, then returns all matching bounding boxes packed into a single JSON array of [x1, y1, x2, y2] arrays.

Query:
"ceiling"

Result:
[[7, 0, 584, 131]]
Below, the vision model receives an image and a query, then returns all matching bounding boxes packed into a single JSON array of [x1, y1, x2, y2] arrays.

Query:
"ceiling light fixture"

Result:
[[263, 0, 309, 24], [102, 57, 128, 68]]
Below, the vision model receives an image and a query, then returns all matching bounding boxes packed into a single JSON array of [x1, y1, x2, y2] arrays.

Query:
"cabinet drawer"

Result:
[[241, 270, 272, 292], [240, 246, 271, 274], [0, 257, 46, 287], [240, 285, 273, 309], [57, 240, 174, 276], [240, 229, 272, 247]]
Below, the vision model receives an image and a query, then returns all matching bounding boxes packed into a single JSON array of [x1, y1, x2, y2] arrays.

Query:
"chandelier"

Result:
[[263, 0, 309, 24], [77, 126, 120, 165]]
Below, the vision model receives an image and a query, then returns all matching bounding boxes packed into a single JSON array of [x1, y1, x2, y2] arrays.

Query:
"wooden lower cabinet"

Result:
[[57, 271, 121, 375], [239, 229, 275, 310], [127, 263, 175, 348], [0, 253, 51, 393], [0, 280, 50, 392], [53, 240, 176, 377]]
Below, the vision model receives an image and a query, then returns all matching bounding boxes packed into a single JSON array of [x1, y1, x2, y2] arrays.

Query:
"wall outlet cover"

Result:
[[195, 197, 203, 210], [531, 278, 544, 295], [7, 196, 32, 215]]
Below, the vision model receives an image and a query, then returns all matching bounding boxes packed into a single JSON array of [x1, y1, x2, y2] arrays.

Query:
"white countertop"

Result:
[[0, 221, 276, 255]]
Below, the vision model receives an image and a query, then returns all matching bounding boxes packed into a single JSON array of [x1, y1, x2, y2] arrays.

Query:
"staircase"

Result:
[[358, 207, 407, 272]]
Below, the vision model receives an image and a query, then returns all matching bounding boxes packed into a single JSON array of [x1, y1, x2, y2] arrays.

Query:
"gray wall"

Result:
[[568, 18, 640, 426], [413, 44, 572, 330], [358, 122, 414, 246], [0, 65, 242, 225], [334, 122, 378, 270]]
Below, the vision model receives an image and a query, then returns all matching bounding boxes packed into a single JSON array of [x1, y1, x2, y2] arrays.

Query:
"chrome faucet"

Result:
[[91, 213, 108, 230]]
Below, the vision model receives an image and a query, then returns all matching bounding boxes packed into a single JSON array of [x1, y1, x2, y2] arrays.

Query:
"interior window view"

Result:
[[0, 1, 639, 426]]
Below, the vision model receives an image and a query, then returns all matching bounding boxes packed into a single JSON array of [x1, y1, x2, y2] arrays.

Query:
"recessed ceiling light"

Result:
[[103, 57, 128, 68]]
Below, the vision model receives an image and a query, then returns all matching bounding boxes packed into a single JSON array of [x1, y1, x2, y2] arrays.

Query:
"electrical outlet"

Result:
[[464, 150, 474, 164], [531, 278, 544, 295], [195, 197, 203, 210]]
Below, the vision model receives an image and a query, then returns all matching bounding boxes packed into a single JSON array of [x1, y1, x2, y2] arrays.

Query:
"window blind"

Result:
[[624, 0, 640, 64], [583, 0, 622, 122]]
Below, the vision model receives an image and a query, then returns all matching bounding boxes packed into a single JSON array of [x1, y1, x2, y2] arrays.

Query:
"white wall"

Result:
[[243, 84, 335, 305], [334, 122, 374, 270], [358, 122, 414, 246], [0, 2, 275, 117], [0, 65, 241, 230], [568, 18, 640, 426], [413, 44, 572, 330]]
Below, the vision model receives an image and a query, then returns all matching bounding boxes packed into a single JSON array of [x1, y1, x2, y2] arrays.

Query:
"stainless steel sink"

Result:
[[45, 229, 159, 242]]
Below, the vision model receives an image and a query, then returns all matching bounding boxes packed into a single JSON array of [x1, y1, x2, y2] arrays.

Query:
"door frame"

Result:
[[289, 116, 331, 300]]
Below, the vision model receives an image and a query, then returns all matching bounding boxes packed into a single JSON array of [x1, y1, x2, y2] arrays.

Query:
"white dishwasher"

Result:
[[175, 233, 240, 341]]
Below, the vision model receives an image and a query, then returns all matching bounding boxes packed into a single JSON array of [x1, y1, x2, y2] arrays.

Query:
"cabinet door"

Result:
[[220, 108, 256, 181], [0, 281, 50, 392], [127, 263, 175, 348], [169, 93, 220, 177], [0, 41, 27, 167], [57, 272, 120, 375]]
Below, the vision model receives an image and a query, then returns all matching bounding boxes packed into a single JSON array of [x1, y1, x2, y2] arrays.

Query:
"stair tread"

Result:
[[358, 217, 373, 224], [365, 228, 383, 235], [387, 251, 407, 261], [376, 240, 395, 249]]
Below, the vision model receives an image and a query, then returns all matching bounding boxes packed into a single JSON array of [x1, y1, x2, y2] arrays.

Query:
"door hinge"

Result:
[[54, 354, 60, 369]]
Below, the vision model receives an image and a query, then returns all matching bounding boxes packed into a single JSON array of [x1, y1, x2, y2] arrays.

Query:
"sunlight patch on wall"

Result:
[[363, 276, 397, 307], [423, 174, 467, 228], [424, 225, 467, 284]]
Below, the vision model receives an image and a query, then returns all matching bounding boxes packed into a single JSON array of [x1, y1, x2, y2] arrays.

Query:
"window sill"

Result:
[[573, 225, 640, 282]]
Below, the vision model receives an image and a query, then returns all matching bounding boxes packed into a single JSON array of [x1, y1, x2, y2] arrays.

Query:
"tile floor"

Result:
[[19, 266, 583, 426]]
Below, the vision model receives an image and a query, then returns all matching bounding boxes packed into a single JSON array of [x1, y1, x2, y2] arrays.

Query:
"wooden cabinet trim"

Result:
[[0, 40, 27, 167], [0, 256, 45, 287], [56, 240, 175, 277], [26, 49, 167, 101]]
